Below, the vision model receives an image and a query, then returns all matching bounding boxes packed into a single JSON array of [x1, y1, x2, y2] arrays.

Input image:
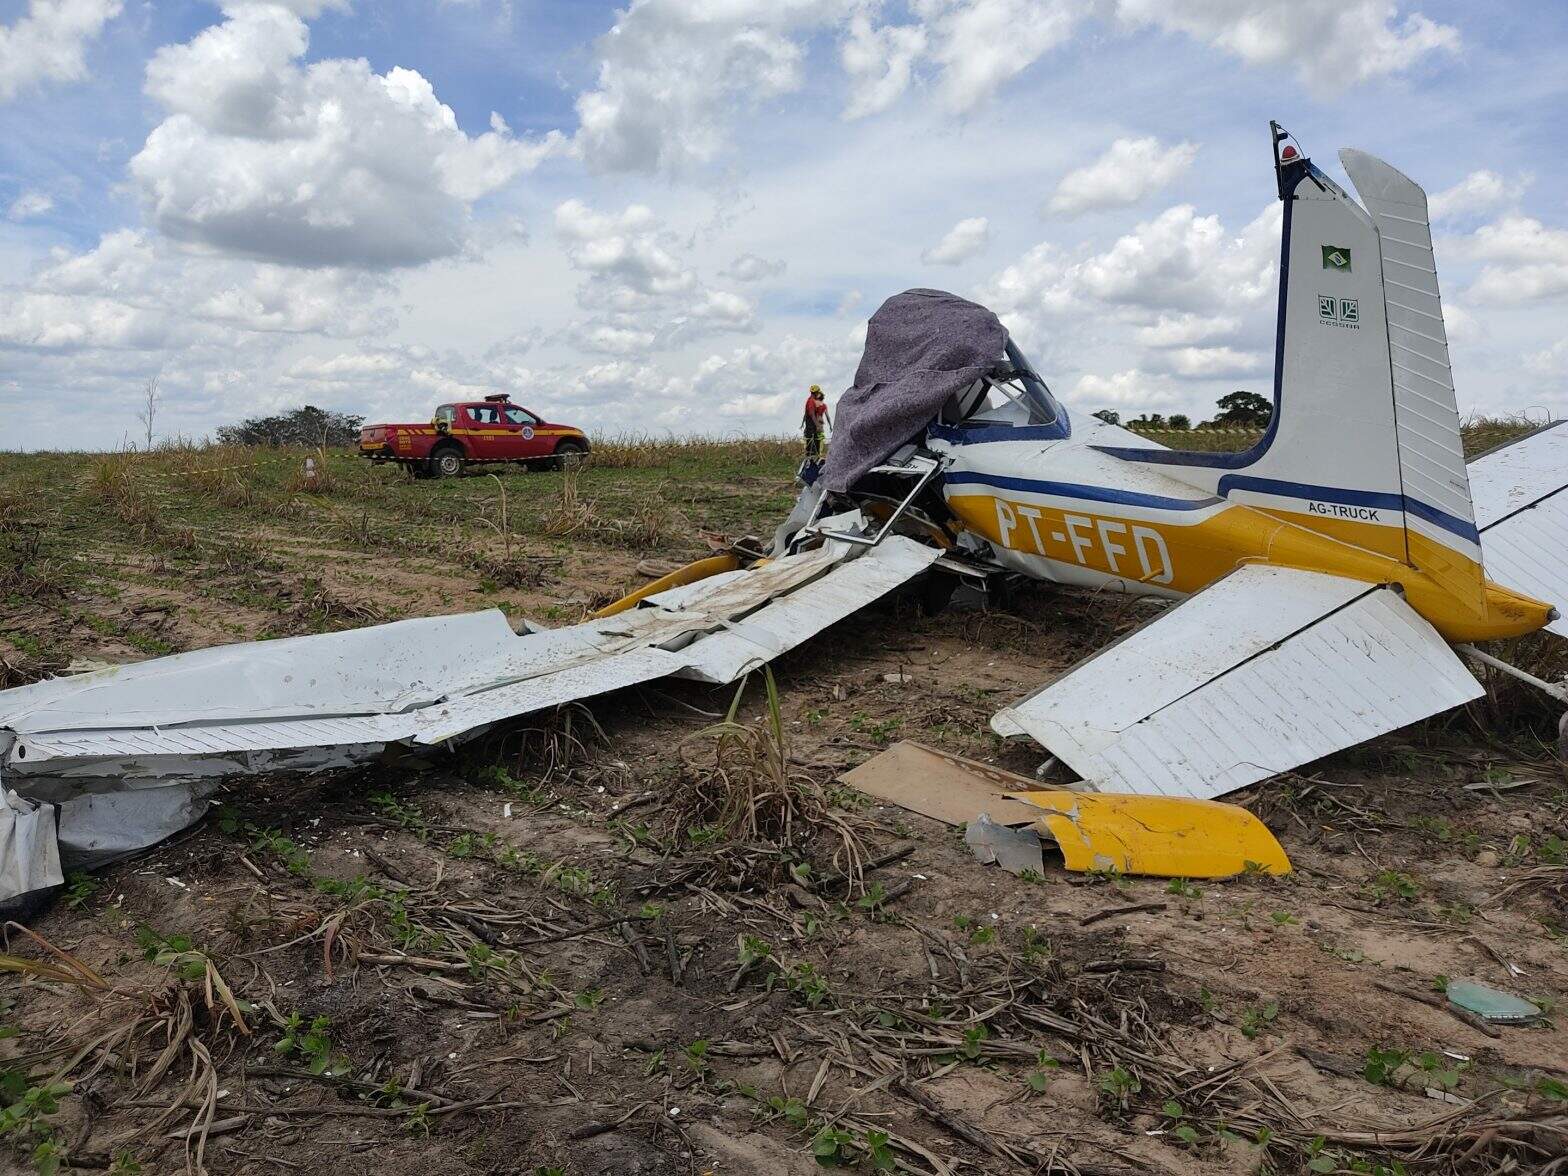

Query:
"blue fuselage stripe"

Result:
[[944, 469, 1479, 542], [929, 421, 1072, 445], [943, 470, 1220, 512], [1218, 475, 1481, 543]]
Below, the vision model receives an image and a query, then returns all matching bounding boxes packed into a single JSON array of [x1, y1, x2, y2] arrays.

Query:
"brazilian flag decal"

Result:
[[1321, 245, 1352, 272]]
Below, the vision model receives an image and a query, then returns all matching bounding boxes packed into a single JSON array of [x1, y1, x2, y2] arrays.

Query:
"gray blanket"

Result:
[[820, 288, 1005, 493]]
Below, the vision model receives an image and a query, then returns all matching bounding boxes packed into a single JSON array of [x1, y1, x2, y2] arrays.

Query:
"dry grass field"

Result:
[[0, 423, 1564, 1176]]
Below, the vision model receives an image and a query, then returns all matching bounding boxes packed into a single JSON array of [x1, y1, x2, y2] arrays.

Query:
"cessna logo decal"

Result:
[[1322, 245, 1352, 271], [1318, 295, 1360, 328]]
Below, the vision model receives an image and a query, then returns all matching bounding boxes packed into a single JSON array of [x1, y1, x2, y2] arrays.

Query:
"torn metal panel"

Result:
[[837, 741, 1048, 827], [1465, 421, 1568, 637], [0, 787, 62, 902], [672, 538, 941, 683], [991, 566, 1368, 756], [995, 573, 1484, 799], [1019, 790, 1290, 878], [409, 647, 690, 745], [964, 814, 1045, 875], [51, 782, 218, 869]]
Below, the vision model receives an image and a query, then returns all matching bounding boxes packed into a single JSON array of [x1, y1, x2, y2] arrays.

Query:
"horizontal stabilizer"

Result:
[[993, 565, 1484, 799], [1469, 421, 1568, 638]]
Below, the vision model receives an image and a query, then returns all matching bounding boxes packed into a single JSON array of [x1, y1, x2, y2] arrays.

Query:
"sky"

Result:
[[1, 0, 1565, 451]]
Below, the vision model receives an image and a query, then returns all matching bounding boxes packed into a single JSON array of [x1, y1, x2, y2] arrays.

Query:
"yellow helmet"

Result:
[[809, 384, 821, 394]]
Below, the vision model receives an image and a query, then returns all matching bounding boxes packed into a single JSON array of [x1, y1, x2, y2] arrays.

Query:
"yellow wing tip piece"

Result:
[[1016, 790, 1292, 879]]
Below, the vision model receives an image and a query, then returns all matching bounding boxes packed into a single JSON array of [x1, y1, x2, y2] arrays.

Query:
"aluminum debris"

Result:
[[964, 813, 1045, 876]]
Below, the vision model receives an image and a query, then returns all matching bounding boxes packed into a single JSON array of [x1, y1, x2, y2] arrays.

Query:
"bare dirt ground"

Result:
[[1, 440, 1565, 1175]]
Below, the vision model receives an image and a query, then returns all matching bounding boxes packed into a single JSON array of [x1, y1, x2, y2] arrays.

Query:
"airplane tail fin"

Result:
[[1199, 130, 1484, 611]]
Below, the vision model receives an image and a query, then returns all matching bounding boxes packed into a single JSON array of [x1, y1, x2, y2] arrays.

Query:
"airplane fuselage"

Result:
[[933, 416, 1553, 644]]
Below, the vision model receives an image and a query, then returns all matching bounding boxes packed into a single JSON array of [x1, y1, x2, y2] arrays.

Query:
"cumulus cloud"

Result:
[[555, 199, 696, 306], [130, 3, 564, 269], [574, 0, 855, 173], [980, 201, 1279, 417], [7, 191, 53, 220], [1134, 312, 1240, 348], [1157, 344, 1267, 378], [984, 202, 1279, 323], [568, 321, 660, 357], [0, 0, 122, 102], [695, 333, 865, 424], [1047, 137, 1199, 217], [555, 198, 757, 354], [722, 253, 787, 282], [30, 230, 394, 337], [921, 216, 990, 264], [1113, 0, 1458, 90], [1525, 338, 1568, 379], [1463, 215, 1568, 304], [914, 0, 1091, 113], [841, 8, 927, 119], [1070, 369, 1181, 409], [1428, 169, 1527, 222], [575, 0, 1453, 158], [283, 343, 508, 407]]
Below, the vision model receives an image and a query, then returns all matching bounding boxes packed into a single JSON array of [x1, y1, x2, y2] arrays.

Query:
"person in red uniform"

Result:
[[802, 385, 830, 461]]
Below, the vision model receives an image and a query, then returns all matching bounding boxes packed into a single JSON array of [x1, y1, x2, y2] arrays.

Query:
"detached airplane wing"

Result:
[[1468, 421, 1568, 639], [991, 564, 1485, 799], [0, 534, 940, 905], [2, 535, 939, 773]]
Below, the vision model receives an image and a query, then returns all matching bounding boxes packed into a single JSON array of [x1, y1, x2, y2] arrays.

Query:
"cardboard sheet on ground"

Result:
[[838, 742, 1047, 827]]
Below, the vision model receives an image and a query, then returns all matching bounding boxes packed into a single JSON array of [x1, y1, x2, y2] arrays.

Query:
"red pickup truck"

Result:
[[359, 395, 590, 477]]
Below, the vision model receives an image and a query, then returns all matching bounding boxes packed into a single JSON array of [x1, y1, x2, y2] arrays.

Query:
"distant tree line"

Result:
[[216, 405, 364, 447], [1092, 391, 1272, 431]]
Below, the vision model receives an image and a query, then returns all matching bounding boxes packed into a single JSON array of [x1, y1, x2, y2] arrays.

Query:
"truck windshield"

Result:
[[434, 405, 456, 425]]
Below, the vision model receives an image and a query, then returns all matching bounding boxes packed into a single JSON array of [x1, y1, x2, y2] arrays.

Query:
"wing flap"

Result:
[[993, 569, 1483, 799]]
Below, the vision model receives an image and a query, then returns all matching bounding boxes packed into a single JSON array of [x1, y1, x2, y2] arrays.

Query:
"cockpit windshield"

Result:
[[937, 337, 1066, 434], [998, 340, 1062, 426]]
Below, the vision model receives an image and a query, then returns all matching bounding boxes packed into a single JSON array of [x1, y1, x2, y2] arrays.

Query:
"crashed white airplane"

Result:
[[3, 123, 1566, 905]]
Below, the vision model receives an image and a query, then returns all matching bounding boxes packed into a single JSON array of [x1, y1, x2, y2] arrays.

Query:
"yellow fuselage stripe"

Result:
[[947, 491, 1550, 642]]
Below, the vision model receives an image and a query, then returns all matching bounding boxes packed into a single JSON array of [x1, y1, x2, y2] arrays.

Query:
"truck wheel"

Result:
[[554, 440, 588, 471], [430, 446, 465, 478]]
